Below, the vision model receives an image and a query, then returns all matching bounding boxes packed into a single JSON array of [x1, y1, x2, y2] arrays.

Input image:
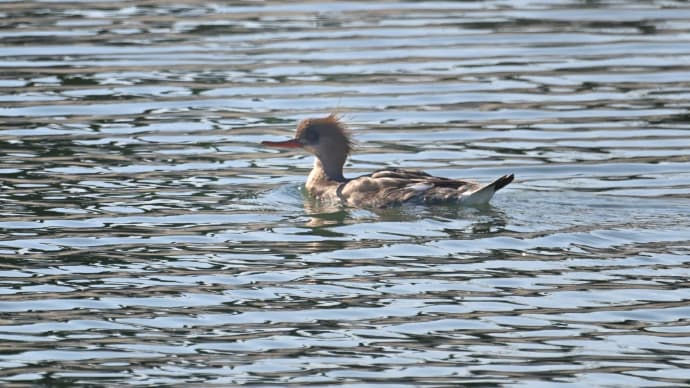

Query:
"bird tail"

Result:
[[489, 173, 515, 193], [462, 174, 515, 205]]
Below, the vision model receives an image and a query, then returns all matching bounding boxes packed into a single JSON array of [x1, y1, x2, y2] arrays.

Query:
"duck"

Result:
[[262, 114, 514, 208]]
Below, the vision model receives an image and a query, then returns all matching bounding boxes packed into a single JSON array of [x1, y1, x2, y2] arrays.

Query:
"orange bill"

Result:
[[261, 139, 303, 148]]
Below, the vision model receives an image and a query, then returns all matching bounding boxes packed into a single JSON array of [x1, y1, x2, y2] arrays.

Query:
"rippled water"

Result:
[[1, 1, 690, 386]]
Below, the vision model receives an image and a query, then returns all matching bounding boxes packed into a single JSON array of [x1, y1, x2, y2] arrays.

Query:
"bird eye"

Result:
[[305, 129, 319, 143]]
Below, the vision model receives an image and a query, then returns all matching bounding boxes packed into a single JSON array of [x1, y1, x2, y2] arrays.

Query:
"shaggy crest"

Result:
[[296, 113, 353, 155]]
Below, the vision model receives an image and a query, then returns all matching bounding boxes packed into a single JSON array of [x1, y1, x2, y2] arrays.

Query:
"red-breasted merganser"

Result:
[[262, 114, 514, 207]]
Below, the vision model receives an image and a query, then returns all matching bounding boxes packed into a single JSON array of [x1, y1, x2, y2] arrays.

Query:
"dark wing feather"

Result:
[[339, 168, 482, 206], [369, 168, 431, 180]]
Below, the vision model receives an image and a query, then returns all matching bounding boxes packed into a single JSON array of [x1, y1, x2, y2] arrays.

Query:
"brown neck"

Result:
[[311, 157, 345, 182], [306, 158, 344, 197]]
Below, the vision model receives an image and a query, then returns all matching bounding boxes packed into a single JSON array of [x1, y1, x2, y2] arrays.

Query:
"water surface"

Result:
[[1, 1, 690, 386]]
